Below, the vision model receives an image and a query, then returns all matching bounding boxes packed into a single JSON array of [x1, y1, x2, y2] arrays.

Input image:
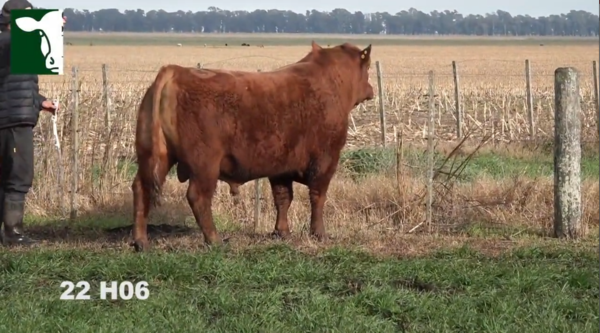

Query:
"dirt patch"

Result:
[[104, 223, 195, 236], [18, 223, 197, 249], [3, 222, 560, 259]]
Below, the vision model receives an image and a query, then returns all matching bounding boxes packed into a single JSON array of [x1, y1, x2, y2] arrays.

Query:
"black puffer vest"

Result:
[[0, 30, 45, 129]]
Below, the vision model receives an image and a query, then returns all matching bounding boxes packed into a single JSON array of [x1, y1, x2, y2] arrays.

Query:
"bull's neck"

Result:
[[324, 67, 356, 116]]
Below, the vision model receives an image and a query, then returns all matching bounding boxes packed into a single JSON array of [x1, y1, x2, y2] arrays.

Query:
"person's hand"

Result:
[[41, 100, 57, 114]]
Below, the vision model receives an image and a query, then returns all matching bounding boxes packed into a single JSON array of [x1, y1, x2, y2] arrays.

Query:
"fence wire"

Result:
[[30, 58, 599, 238]]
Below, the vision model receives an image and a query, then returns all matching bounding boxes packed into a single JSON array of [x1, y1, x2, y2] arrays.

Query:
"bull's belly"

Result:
[[218, 153, 305, 184]]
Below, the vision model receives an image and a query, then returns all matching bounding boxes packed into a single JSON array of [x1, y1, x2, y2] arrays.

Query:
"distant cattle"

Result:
[[130, 41, 374, 251], [241, 42, 250, 46], [177, 43, 182, 47]]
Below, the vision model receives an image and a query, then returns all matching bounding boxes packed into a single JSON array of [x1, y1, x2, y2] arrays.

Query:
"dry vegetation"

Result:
[[29, 41, 599, 251]]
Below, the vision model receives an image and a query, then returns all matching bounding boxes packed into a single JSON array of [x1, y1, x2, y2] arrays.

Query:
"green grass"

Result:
[[460, 151, 599, 180], [339, 146, 600, 181], [0, 242, 597, 332], [92, 146, 598, 185], [64, 32, 600, 47]]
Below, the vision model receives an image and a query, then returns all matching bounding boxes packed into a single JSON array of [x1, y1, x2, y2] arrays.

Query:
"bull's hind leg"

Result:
[[268, 176, 294, 239], [131, 171, 151, 251], [187, 163, 221, 246], [130, 153, 174, 252]]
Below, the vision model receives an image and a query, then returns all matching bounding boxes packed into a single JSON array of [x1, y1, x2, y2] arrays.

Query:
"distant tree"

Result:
[[61, 7, 599, 36]]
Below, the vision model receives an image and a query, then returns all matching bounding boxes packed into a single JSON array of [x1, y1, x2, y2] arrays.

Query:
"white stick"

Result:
[[51, 99, 61, 153], [52, 98, 64, 214]]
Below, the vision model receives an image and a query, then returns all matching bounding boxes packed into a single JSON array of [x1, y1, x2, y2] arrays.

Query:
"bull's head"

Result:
[[15, 10, 64, 74]]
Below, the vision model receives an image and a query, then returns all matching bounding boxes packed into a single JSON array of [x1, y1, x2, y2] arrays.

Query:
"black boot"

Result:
[[0, 189, 4, 241], [1, 198, 36, 246]]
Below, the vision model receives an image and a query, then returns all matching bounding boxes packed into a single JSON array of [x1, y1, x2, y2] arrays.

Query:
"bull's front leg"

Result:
[[306, 155, 339, 240], [228, 182, 241, 206], [307, 182, 331, 239], [268, 176, 294, 239]]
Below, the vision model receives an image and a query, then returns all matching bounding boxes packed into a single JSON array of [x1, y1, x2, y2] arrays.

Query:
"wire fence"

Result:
[[29, 58, 599, 238], [37, 58, 600, 146]]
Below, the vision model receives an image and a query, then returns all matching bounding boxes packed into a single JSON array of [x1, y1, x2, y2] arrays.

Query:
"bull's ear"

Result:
[[311, 40, 322, 53], [14, 17, 38, 32], [360, 44, 372, 68], [360, 44, 371, 60]]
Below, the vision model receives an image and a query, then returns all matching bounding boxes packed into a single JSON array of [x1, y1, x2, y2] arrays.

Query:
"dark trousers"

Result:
[[0, 125, 34, 206]]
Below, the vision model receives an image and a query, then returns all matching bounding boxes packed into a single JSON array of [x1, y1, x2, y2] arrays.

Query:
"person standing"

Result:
[[0, 0, 58, 246]]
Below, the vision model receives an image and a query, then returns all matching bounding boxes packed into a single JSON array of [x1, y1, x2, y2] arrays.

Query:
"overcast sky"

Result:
[[30, 0, 598, 17]]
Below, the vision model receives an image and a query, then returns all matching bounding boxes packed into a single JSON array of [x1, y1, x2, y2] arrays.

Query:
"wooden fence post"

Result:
[[592, 61, 599, 137], [70, 66, 79, 221], [395, 126, 405, 229], [101, 64, 111, 130], [553, 67, 582, 238], [525, 59, 535, 137], [426, 70, 435, 232], [451, 61, 462, 138], [375, 61, 386, 146]]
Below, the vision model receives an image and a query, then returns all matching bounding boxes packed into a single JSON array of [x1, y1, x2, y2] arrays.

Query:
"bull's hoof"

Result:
[[129, 239, 149, 252], [270, 230, 291, 240], [204, 235, 226, 249], [205, 242, 228, 251], [309, 231, 328, 242]]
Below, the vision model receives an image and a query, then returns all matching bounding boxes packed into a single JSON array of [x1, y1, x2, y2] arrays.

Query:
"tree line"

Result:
[[61, 7, 599, 36]]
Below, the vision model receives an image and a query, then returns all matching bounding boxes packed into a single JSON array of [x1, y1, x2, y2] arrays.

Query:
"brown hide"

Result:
[[131, 41, 374, 251], [175, 42, 325, 197]]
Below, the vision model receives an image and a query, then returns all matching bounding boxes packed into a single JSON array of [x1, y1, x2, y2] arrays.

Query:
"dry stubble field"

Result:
[[1, 36, 598, 332], [29, 40, 599, 251]]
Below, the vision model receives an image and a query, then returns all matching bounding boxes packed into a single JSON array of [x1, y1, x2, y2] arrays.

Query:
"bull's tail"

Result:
[[137, 65, 173, 207]]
